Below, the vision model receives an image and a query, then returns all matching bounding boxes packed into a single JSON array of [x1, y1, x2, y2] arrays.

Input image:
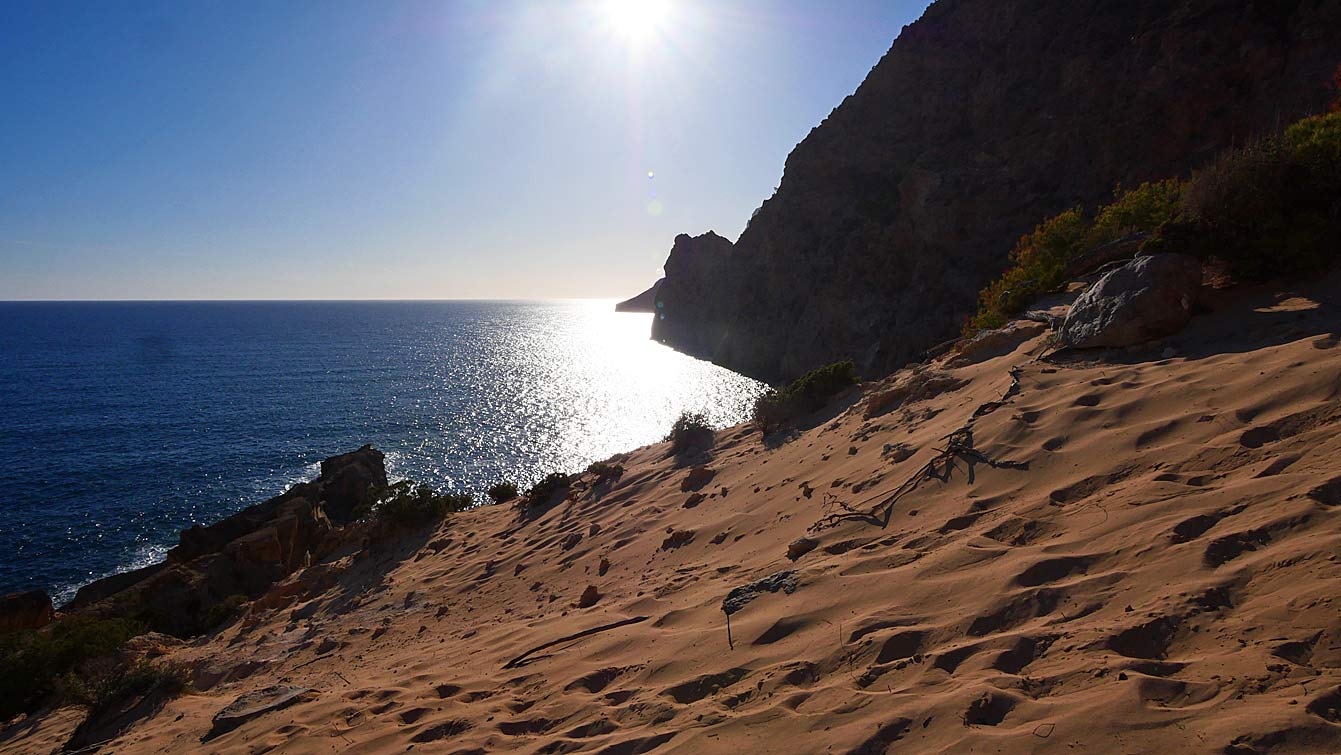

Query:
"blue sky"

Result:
[[1, 1, 930, 300]]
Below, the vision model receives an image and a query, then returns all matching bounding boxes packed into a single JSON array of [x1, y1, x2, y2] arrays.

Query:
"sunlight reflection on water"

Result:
[[0, 300, 766, 600]]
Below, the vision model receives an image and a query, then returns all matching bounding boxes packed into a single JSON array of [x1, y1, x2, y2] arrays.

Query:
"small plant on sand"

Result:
[[586, 461, 625, 483], [521, 472, 575, 510], [0, 616, 146, 719], [487, 481, 519, 504], [57, 657, 190, 715], [751, 361, 860, 434], [374, 481, 473, 527], [664, 411, 715, 455]]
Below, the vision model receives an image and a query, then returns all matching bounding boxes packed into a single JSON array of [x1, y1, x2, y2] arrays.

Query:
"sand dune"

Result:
[[6, 271, 1341, 754]]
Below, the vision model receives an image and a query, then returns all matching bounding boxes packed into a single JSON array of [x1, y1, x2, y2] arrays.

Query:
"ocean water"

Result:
[[0, 301, 765, 603]]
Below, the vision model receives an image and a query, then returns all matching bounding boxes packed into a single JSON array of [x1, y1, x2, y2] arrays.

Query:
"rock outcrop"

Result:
[[652, 0, 1341, 383], [0, 590, 55, 632], [614, 279, 663, 313], [1060, 253, 1203, 349], [67, 445, 385, 637]]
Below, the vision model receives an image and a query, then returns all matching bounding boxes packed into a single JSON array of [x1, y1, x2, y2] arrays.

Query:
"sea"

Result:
[[0, 301, 766, 604]]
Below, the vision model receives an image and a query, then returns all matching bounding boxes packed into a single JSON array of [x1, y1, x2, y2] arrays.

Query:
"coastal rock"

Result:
[[206, 685, 315, 740], [1060, 254, 1202, 349], [651, 232, 735, 360], [614, 279, 663, 313], [67, 446, 386, 637], [0, 590, 54, 632], [651, 0, 1341, 383]]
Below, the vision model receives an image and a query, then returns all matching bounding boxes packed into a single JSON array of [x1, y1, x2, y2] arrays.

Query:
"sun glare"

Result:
[[604, 0, 672, 41]]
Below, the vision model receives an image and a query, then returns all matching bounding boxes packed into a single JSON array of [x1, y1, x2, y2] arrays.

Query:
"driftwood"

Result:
[[811, 367, 1029, 532], [502, 615, 650, 669]]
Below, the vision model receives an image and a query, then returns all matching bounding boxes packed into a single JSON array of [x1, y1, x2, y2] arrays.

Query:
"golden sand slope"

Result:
[[5, 273, 1341, 755]]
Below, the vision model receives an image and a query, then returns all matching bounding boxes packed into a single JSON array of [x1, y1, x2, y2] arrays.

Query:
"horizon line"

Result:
[[0, 297, 626, 304]]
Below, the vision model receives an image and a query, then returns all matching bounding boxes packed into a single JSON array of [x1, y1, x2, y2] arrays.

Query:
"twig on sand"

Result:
[[811, 368, 1029, 532], [502, 615, 650, 669]]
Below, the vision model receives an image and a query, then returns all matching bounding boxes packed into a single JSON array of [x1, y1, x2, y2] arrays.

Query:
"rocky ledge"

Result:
[[55, 446, 386, 637]]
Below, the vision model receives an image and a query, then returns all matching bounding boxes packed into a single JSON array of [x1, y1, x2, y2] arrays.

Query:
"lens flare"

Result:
[[604, 0, 671, 41]]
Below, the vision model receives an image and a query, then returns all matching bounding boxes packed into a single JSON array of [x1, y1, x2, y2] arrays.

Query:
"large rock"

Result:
[[1059, 254, 1202, 349], [0, 590, 54, 632], [651, 0, 1341, 383], [67, 446, 385, 636]]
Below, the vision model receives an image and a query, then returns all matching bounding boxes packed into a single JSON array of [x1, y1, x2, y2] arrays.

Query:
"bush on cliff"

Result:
[[487, 481, 519, 504], [967, 180, 1185, 334], [1155, 114, 1340, 279], [966, 208, 1088, 333], [1087, 179, 1187, 248], [664, 411, 715, 455], [0, 616, 146, 719], [752, 361, 860, 434], [374, 481, 473, 527]]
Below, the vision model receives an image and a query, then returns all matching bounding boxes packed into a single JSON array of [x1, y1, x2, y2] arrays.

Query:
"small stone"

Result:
[[577, 585, 601, 608], [787, 537, 819, 561]]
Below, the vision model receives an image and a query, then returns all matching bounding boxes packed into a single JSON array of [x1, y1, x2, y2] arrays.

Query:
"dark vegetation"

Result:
[[586, 461, 625, 483], [203, 593, 248, 632], [967, 108, 1341, 334], [664, 411, 715, 455], [751, 361, 860, 433], [1149, 111, 1341, 280], [58, 657, 189, 719], [0, 616, 148, 720], [521, 472, 575, 511], [370, 481, 473, 527], [487, 481, 519, 504]]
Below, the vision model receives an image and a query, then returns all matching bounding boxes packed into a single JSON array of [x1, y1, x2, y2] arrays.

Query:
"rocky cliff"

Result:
[[653, 0, 1341, 383]]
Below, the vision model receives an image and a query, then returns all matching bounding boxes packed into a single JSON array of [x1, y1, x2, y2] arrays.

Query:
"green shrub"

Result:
[[373, 481, 472, 527], [965, 208, 1088, 334], [664, 411, 715, 455], [752, 361, 860, 434], [586, 461, 624, 482], [1087, 179, 1186, 247], [487, 481, 518, 504], [522, 472, 574, 509], [1289, 111, 1341, 167], [0, 616, 146, 719]]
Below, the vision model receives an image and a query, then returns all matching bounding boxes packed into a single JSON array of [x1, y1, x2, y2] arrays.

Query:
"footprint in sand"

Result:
[[1239, 426, 1281, 448], [964, 690, 1018, 726]]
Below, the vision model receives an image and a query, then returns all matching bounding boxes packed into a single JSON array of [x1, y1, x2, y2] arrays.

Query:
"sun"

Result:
[[603, 0, 672, 41]]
